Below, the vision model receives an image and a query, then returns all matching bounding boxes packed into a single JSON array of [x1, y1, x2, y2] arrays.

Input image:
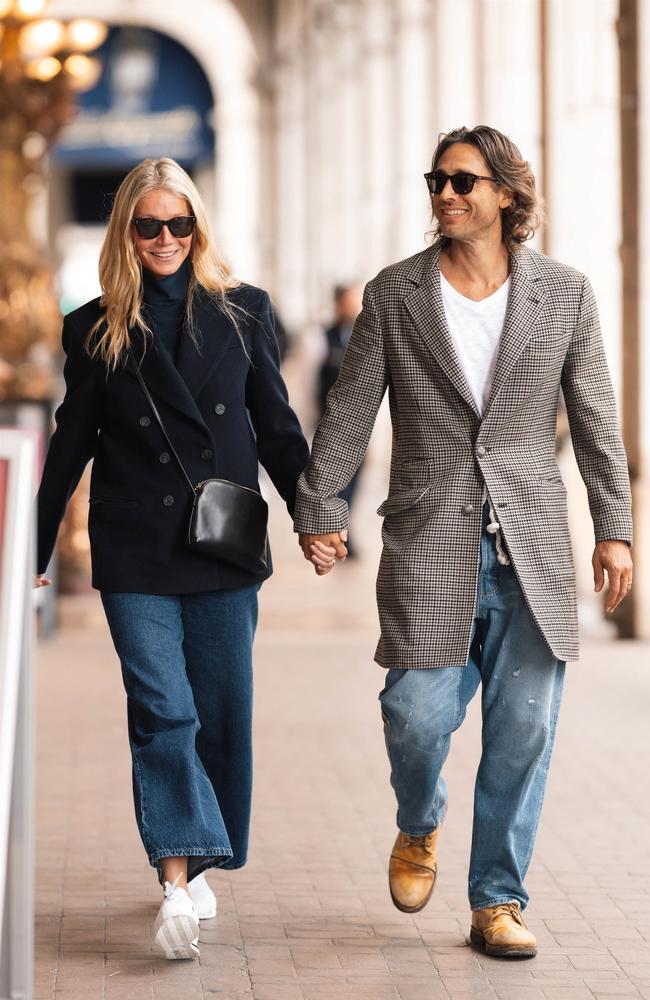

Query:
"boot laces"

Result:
[[403, 832, 434, 849], [492, 901, 521, 923]]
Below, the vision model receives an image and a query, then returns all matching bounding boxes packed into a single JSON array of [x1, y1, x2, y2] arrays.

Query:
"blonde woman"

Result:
[[35, 158, 321, 959]]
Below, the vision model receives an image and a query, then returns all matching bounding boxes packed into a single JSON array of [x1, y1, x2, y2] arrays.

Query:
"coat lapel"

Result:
[[176, 286, 240, 400], [403, 247, 481, 418], [129, 288, 239, 430], [483, 248, 548, 417], [130, 326, 206, 431]]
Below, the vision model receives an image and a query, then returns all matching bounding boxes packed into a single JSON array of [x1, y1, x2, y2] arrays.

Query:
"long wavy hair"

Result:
[[429, 125, 544, 252], [87, 158, 243, 368]]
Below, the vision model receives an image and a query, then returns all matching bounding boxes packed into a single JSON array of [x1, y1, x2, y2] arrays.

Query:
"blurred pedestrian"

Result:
[[317, 283, 363, 556], [35, 157, 314, 960], [295, 126, 633, 957]]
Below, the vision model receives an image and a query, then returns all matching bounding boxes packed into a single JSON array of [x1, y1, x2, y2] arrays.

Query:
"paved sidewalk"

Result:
[[34, 484, 650, 1000]]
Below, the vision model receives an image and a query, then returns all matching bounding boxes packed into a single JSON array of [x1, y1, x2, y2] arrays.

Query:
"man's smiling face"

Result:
[[432, 142, 513, 246]]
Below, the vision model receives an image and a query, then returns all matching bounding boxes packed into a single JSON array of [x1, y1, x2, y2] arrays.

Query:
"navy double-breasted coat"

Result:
[[37, 283, 310, 593]]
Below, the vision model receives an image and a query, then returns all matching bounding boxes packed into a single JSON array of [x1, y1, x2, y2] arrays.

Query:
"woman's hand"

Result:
[[299, 531, 348, 575], [34, 575, 52, 588]]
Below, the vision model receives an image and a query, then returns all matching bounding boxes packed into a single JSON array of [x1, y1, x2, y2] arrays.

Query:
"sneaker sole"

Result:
[[469, 926, 537, 959], [155, 913, 200, 960]]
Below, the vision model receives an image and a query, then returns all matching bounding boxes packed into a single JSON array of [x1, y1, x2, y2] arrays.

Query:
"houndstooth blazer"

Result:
[[294, 244, 633, 669]]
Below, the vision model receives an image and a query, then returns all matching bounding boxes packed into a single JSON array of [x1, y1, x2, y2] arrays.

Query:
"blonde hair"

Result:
[[87, 158, 243, 368]]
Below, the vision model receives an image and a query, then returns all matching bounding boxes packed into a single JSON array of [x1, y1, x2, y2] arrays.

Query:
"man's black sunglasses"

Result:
[[424, 171, 497, 196], [132, 216, 197, 239]]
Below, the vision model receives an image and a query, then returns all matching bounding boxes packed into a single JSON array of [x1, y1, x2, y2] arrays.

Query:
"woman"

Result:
[[35, 157, 318, 959]]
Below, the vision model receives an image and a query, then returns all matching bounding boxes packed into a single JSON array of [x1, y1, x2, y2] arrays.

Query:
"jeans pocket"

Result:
[[379, 667, 408, 701]]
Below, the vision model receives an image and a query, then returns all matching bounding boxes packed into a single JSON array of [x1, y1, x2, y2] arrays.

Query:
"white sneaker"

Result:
[[154, 874, 200, 960], [188, 871, 217, 919]]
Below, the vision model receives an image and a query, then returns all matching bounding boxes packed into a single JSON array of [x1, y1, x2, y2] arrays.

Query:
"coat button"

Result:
[[162, 495, 174, 507], [476, 444, 487, 457], [462, 503, 475, 515], [139, 416, 151, 427], [202, 448, 213, 460], [159, 452, 171, 464], [214, 403, 226, 415]]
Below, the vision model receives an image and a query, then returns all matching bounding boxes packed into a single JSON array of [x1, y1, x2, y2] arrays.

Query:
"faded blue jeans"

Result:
[[379, 504, 565, 911], [101, 586, 259, 884]]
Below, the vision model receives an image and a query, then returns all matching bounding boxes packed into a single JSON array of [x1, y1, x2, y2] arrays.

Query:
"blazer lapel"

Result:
[[403, 247, 481, 417], [176, 287, 240, 400], [483, 248, 548, 417]]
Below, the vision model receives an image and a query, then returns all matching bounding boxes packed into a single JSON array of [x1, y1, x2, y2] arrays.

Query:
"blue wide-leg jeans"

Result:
[[379, 505, 565, 911], [101, 585, 259, 884]]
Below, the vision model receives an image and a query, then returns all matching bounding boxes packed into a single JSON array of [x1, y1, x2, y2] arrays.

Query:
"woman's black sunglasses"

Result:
[[424, 171, 496, 196], [132, 216, 197, 239]]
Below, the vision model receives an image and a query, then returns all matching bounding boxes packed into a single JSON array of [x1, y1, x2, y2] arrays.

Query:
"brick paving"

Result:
[[34, 477, 650, 999]]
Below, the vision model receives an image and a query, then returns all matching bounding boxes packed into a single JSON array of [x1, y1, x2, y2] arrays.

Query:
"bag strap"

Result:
[[131, 357, 196, 496]]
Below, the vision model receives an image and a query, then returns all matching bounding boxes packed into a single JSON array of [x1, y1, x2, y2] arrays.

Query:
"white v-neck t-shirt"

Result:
[[440, 272, 510, 416]]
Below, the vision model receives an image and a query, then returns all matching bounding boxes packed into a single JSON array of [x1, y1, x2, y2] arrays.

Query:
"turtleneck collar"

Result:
[[142, 257, 191, 305]]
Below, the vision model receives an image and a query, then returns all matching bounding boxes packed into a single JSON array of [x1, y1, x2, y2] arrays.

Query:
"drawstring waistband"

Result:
[[486, 497, 511, 566]]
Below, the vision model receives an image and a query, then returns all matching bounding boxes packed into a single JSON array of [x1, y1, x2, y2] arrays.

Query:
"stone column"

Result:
[[332, 1, 364, 285], [544, 0, 623, 635], [479, 0, 543, 212], [359, 0, 395, 277], [630, 0, 649, 635], [392, 0, 434, 260], [431, 0, 480, 133], [269, 0, 310, 329]]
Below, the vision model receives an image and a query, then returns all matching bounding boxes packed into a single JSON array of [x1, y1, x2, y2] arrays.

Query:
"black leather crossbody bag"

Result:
[[133, 363, 269, 574]]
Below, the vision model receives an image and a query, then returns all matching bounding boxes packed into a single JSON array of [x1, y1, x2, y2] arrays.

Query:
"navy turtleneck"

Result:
[[142, 258, 190, 364]]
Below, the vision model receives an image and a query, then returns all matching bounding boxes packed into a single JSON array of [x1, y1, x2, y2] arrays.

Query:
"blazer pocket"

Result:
[[537, 474, 566, 493], [376, 486, 430, 517], [525, 332, 570, 354]]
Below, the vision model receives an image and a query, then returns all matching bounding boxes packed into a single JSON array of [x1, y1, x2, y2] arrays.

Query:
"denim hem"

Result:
[[398, 825, 440, 837], [151, 848, 235, 886], [188, 857, 244, 880], [218, 859, 247, 872], [470, 895, 527, 912], [149, 847, 233, 863]]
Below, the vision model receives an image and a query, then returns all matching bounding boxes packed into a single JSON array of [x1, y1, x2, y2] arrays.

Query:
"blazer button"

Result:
[[214, 403, 226, 415], [162, 495, 174, 507], [139, 416, 151, 427], [462, 503, 475, 515], [476, 445, 487, 457], [159, 452, 171, 464], [202, 448, 213, 460]]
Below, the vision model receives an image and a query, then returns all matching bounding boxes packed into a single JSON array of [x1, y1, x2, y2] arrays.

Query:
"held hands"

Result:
[[299, 531, 348, 576], [592, 540, 633, 613]]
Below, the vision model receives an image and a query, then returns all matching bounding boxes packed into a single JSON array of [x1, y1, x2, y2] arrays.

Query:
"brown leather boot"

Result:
[[388, 829, 439, 913], [470, 902, 537, 958]]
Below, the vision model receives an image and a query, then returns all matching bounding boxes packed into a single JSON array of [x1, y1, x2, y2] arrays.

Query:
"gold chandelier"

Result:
[[0, 2, 107, 91], [0, 1, 107, 398]]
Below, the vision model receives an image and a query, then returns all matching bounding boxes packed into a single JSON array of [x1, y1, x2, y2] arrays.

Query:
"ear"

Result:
[[500, 186, 515, 211]]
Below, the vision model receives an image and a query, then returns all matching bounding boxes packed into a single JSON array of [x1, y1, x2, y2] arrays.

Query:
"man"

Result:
[[295, 126, 633, 958], [317, 284, 364, 555]]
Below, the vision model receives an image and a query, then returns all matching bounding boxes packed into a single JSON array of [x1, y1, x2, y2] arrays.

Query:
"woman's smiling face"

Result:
[[132, 188, 193, 278]]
